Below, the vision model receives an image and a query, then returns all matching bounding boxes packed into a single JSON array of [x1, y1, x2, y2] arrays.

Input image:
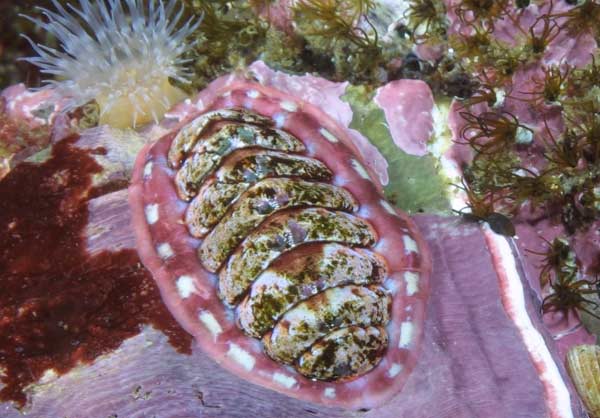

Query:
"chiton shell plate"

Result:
[[128, 81, 431, 409]]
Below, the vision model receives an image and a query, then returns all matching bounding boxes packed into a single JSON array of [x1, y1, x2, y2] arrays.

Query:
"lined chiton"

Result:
[[129, 81, 431, 409]]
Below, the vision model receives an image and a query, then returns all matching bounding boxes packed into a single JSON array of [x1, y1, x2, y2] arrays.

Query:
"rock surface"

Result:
[[0, 191, 586, 417]]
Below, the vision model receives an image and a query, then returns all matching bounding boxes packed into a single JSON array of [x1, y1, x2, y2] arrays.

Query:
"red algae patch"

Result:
[[0, 137, 191, 408]]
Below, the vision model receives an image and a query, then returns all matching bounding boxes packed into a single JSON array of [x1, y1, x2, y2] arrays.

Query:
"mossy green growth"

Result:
[[0, 1, 69, 88], [177, 0, 413, 91], [343, 85, 450, 214], [179, 0, 303, 91], [24, 146, 52, 165], [292, 0, 385, 85], [405, 0, 448, 45]]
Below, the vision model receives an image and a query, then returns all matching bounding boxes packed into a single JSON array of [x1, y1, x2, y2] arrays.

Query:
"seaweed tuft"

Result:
[[292, 0, 384, 84]]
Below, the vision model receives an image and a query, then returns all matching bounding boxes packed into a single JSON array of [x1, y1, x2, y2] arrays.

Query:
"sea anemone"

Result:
[[21, 0, 200, 129]]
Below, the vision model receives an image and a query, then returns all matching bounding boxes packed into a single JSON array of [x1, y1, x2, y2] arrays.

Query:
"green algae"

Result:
[[180, 0, 303, 91], [24, 146, 52, 164], [292, 0, 385, 84], [179, 0, 410, 89], [343, 84, 450, 214]]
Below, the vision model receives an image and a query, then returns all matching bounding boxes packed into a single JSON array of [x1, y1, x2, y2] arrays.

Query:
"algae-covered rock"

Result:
[[343, 84, 450, 214]]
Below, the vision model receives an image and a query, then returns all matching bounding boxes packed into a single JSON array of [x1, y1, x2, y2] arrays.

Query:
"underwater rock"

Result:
[[0, 196, 588, 417], [0, 85, 58, 178], [0, 136, 193, 410], [446, 95, 599, 354], [256, 0, 296, 34], [0, 84, 63, 129], [73, 126, 148, 193], [0, 62, 591, 416]]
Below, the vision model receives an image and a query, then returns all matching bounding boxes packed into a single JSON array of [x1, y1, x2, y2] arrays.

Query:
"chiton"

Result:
[[129, 81, 431, 409]]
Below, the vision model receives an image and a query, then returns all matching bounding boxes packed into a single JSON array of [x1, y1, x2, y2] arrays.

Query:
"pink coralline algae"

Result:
[[0, 85, 59, 179], [374, 79, 435, 157], [441, 0, 600, 345]]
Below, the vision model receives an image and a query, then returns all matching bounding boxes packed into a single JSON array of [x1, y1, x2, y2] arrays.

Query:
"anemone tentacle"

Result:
[[21, 0, 201, 128]]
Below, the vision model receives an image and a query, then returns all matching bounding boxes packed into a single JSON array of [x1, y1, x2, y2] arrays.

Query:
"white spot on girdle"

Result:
[[384, 278, 399, 295], [404, 271, 419, 296], [357, 205, 371, 218], [319, 127, 338, 143], [246, 89, 260, 99], [145, 204, 159, 224], [176, 275, 196, 298], [380, 199, 397, 216], [272, 372, 297, 389], [351, 159, 371, 180], [388, 363, 403, 378], [280, 100, 298, 112], [332, 174, 348, 187], [199, 310, 222, 338], [227, 343, 256, 371], [373, 238, 389, 253], [302, 138, 317, 156], [273, 112, 286, 128], [157, 242, 174, 260], [143, 161, 153, 178], [398, 321, 414, 348], [323, 387, 336, 399], [403, 235, 419, 254]]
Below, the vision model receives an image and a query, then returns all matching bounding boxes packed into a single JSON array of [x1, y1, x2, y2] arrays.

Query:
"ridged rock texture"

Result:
[[567, 345, 600, 418]]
